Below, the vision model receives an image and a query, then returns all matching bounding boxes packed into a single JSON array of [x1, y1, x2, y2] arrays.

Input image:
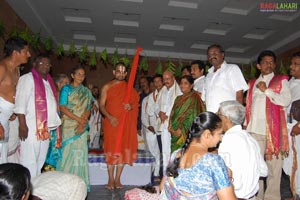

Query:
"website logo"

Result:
[[260, 2, 298, 12]]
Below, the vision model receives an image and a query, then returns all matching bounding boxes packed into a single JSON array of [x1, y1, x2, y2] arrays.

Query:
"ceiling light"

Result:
[[153, 40, 175, 47], [168, 0, 198, 9], [113, 20, 139, 27], [159, 24, 184, 31], [73, 34, 96, 41], [64, 16, 92, 23]]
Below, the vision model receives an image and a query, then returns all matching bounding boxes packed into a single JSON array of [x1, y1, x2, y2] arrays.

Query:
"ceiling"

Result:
[[6, 0, 300, 64]]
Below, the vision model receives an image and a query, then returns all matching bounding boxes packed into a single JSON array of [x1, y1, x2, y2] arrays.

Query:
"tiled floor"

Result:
[[87, 170, 293, 200]]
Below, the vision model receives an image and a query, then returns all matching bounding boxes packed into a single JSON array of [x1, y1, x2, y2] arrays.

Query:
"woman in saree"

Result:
[[44, 74, 70, 171], [161, 112, 236, 200], [168, 75, 205, 153], [56, 66, 93, 191]]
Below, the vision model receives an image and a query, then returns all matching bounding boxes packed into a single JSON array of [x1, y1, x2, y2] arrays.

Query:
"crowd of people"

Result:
[[0, 36, 299, 200]]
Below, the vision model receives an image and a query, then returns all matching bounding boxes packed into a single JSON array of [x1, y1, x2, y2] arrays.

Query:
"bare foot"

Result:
[[115, 181, 123, 189], [105, 181, 114, 190]]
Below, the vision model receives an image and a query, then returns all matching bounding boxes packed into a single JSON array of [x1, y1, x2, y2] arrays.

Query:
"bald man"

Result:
[[155, 70, 182, 174]]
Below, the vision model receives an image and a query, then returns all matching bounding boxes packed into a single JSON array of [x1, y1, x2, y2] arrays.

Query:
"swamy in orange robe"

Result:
[[103, 81, 139, 165]]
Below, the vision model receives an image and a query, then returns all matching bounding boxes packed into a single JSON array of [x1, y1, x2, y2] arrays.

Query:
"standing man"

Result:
[[143, 74, 164, 181], [246, 50, 291, 200], [190, 60, 206, 100], [14, 54, 61, 178], [283, 51, 300, 200], [205, 44, 248, 112], [0, 37, 30, 163], [155, 70, 182, 174], [100, 62, 139, 190]]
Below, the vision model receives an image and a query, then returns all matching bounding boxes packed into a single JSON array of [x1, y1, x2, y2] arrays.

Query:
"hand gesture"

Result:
[[109, 116, 119, 127]]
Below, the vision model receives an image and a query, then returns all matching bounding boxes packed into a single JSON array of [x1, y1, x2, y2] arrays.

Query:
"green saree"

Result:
[[169, 91, 205, 153], [57, 84, 93, 191]]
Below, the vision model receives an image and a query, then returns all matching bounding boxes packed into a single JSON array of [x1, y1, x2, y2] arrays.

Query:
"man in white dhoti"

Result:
[[155, 71, 182, 175], [14, 54, 61, 178], [283, 51, 300, 200], [0, 37, 30, 164]]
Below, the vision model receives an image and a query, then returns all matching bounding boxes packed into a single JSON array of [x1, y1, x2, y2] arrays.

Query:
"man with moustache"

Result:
[[155, 70, 182, 175], [283, 52, 300, 200], [0, 37, 31, 163], [100, 62, 139, 189], [245, 50, 291, 200], [14, 54, 61, 178], [204, 44, 248, 112]]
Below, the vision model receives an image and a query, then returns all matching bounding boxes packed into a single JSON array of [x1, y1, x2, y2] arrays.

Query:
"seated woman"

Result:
[[161, 112, 236, 200], [0, 163, 31, 200], [168, 75, 205, 153]]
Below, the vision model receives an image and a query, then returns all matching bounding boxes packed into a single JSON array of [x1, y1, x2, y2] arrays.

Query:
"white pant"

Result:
[[161, 129, 171, 175], [144, 127, 161, 176], [20, 131, 49, 178], [283, 121, 300, 195]]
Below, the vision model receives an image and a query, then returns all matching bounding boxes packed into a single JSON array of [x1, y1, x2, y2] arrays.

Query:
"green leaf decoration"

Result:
[[175, 60, 183, 77], [166, 59, 176, 73], [100, 49, 108, 64], [0, 20, 5, 39], [120, 56, 130, 68], [30, 32, 41, 49], [205, 65, 210, 74], [250, 63, 256, 79], [155, 60, 163, 75], [241, 64, 249, 80], [44, 36, 53, 52], [139, 57, 149, 71], [56, 42, 65, 57], [9, 26, 19, 38], [68, 42, 76, 57], [89, 48, 97, 67], [78, 44, 89, 63], [111, 49, 119, 68], [279, 60, 288, 75], [19, 28, 31, 43]]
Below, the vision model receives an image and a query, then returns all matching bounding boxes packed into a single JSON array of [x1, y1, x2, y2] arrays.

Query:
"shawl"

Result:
[[32, 68, 61, 147]]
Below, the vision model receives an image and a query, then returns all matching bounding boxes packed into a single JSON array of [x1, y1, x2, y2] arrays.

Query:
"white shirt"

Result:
[[204, 61, 248, 112], [218, 125, 268, 199], [14, 73, 61, 134], [141, 95, 150, 129], [155, 82, 182, 130], [147, 90, 162, 134], [193, 75, 205, 100], [246, 72, 291, 135]]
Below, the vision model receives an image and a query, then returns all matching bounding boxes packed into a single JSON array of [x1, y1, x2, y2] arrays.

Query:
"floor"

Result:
[[87, 170, 293, 200]]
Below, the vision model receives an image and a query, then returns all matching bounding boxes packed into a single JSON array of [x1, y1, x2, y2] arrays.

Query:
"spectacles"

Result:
[[38, 62, 52, 67]]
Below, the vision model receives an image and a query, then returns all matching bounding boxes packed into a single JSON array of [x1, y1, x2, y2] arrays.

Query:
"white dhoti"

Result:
[[144, 128, 161, 176], [283, 120, 300, 195], [7, 118, 20, 163], [0, 97, 14, 164]]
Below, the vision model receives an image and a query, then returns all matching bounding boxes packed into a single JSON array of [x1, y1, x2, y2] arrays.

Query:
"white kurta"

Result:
[[283, 77, 300, 195], [141, 95, 160, 176], [193, 76, 205, 101], [204, 61, 248, 112], [14, 72, 61, 177], [155, 82, 182, 174], [219, 125, 268, 199]]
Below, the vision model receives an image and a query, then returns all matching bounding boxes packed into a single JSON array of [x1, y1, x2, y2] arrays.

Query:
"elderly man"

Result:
[[155, 70, 182, 174], [14, 54, 61, 178], [218, 100, 268, 200]]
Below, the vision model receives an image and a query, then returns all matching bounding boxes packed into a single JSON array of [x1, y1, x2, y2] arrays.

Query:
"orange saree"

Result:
[[103, 81, 139, 165]]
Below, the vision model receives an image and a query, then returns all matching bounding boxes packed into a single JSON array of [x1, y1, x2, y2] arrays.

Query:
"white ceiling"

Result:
[[6, 0, 300, 64]]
